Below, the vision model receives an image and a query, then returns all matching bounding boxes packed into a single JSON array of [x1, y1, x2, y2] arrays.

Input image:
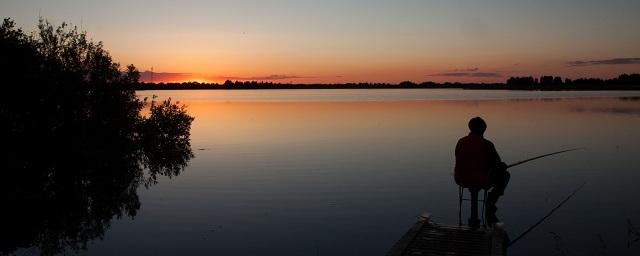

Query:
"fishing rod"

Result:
[[507, 182, 586, 248], [507, 148, 584, 169], [498, 148, 584, 246]]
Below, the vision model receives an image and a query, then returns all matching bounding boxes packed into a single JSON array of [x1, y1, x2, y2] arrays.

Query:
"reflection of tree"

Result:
[[629, 219, 640, 248], [0, 18, 193, 255], [141, 98, 195, 185]]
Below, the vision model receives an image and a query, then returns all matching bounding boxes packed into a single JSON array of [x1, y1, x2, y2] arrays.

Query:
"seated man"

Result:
[[454, 117, 510, 227]]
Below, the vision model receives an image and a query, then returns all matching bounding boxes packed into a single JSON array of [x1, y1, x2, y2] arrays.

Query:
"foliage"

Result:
[[507, 74, 640, 90], [141, 97, 195, 185], [0, 18, 194, 255]]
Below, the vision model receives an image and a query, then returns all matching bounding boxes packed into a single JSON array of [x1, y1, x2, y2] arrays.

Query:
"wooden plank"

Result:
[[385, 214, 431, 256], [387, 213, 506, 256]]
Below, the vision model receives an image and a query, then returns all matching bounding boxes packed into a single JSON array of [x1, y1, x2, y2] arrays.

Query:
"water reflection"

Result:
[[571, 106, 640, 116], [9, 90, 635, 255], [628, 219, 640, 248], [620, 97, 640, 101], [166, 94, 638, 256], [0, 99, 193, 255]]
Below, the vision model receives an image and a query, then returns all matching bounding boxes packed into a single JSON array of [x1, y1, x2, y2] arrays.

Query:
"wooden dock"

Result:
[[386, 213, 506, 256]]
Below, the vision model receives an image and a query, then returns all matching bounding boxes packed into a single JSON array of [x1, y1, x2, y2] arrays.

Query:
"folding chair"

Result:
[[458, 186, 488, 227]]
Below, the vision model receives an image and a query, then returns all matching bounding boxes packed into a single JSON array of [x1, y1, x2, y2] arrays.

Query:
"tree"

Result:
[[539, 76, 554, 88], [0, 18, 194, 255], [506, 76, 536, 88], [123, 64, 141, 84], [553, 76, 563, 87]]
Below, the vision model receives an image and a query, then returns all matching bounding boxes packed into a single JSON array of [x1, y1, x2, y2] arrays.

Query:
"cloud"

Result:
[[139, 71, 192, 83], [450, 67, 479, 72], [567, 58, 640, 67], [138, 72, 314, 83], [429, 68, 501, 78], [469, 72, 502, 77], [429, 71, 501, 78], [219, 74, 314, 80]]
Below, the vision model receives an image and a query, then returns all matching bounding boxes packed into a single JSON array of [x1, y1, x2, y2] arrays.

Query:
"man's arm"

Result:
[[485, 140, 505, 169]]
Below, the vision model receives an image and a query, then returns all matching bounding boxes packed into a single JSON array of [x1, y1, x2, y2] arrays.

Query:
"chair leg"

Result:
[[458, 186, 463, 226], [482, 189, 488, 228]]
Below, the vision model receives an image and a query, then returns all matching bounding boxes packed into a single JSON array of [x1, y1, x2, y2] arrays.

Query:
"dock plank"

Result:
[[386, 216, 505, 256]]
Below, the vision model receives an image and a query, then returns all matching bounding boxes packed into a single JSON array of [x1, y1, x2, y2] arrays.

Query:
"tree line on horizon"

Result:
[[136, 73, 640, 91], [506, 73, 640, 90]]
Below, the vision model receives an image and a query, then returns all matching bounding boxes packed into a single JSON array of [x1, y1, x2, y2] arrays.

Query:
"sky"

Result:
[[2, 0, 640, 83]]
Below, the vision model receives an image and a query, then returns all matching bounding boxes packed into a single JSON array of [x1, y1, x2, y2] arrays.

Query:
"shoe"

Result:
[[487, 213, 499, 225], [486, 204, 497, 215], [468, 218, 480, 229]]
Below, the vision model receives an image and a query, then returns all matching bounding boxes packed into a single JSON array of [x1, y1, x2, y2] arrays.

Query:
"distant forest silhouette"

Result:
[[1, 18, 193, 255], [137, 74, 640, 91]]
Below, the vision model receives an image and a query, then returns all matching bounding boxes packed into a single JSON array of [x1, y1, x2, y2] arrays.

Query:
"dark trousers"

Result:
[[469, 169, 510, 223]]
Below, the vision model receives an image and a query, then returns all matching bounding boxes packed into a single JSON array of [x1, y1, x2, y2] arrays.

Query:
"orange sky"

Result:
[[3, 1, 639, 83]]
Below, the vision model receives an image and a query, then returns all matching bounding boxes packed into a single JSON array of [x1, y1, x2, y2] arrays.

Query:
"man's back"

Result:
[[454, 134, 491, 188]]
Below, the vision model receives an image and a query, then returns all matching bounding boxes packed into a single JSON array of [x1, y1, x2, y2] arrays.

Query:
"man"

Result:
[[455, 117, 510, 227]]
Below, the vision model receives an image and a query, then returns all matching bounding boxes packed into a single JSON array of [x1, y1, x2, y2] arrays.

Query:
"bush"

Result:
[[0, 18, 194, 255]]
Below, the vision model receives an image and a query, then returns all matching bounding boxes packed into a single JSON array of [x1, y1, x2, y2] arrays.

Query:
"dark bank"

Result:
[[1, 18, 194, 255], [135, 74, 640, 91]]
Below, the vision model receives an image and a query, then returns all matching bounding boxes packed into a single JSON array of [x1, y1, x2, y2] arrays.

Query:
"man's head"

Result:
[[468, 117, 487, 135]]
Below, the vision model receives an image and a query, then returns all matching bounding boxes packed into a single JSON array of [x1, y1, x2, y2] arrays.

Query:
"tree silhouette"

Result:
[[0, 18, 194, 255]]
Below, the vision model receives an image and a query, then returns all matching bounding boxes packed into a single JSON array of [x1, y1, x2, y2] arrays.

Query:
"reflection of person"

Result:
[[455, 117, 510, 227]]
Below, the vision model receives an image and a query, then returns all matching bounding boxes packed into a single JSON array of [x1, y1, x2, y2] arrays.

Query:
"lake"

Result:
[[83, 89, 640, 255]]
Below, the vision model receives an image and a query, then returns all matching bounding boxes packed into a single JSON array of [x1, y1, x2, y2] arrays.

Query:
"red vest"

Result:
[[454, 134, 490, 188]]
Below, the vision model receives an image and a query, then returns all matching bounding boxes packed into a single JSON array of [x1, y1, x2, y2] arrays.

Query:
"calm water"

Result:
[[84, 89, 640, 255]]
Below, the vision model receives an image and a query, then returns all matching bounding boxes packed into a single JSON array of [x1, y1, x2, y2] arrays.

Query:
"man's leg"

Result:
[[487, 169, 510, 223], [469, 188, 480, 228]]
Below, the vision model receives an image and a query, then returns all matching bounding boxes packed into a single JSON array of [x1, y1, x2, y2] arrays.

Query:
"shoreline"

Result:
[[135, 83, 640, 91]]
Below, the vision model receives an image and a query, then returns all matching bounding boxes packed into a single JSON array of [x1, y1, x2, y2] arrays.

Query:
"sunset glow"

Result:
[[2, 0, 639, 83]]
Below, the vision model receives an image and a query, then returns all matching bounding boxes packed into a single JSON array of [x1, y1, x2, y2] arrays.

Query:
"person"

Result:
[[454, 117, 510, 227]]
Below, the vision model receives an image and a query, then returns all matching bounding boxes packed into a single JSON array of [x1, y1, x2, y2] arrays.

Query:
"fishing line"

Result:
[[507, 182, 586, 248], [507, 148, 584, 169]]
